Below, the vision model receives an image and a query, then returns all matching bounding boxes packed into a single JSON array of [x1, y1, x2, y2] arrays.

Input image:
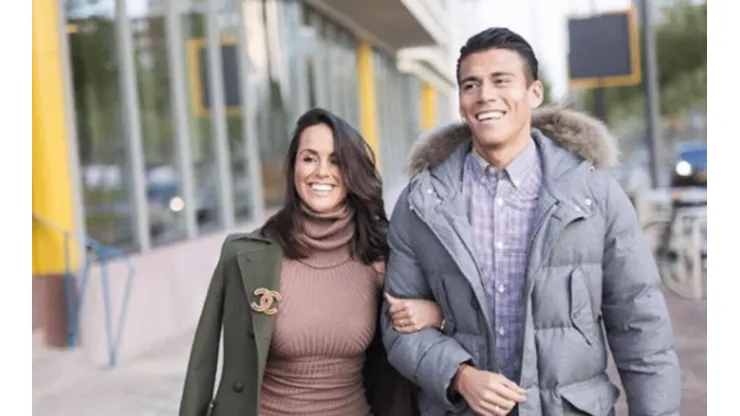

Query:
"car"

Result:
[[670, 142, 706, 209], [671, 142, 706, 188]]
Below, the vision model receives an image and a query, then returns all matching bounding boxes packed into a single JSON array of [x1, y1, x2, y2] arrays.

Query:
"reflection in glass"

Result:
[[437, 90, 452, 125], [374, 51, 417, 183], [66, 0, 137, 250], [246, 0, 290, 209], [130, 4, 187, 246], [181, 1, 221, 233], [339, 32, 360, 128]]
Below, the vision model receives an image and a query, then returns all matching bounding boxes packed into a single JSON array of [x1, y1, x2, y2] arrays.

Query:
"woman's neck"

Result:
[[294, 203, 354, 268]]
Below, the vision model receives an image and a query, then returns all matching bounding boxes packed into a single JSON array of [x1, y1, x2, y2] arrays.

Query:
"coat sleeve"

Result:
[[600, 176, 682, 416], [381, 186, 474, 411], [178, 239, 228, 416]]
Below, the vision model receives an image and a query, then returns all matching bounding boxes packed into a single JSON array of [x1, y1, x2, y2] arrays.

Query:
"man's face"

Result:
[[458, 48, 543, 151]]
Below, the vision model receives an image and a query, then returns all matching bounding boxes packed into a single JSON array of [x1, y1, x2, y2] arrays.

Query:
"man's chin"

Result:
[[471, 130, 508, 147]]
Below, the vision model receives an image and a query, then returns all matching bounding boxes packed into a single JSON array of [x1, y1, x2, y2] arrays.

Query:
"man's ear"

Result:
[[529, 80, 544, 109]]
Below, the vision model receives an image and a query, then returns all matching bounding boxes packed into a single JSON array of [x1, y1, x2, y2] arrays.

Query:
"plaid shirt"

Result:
[[461, 140, 543, 386]]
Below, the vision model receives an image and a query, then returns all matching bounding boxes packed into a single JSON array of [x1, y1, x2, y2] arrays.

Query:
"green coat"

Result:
[[178, 230, 419, 416]]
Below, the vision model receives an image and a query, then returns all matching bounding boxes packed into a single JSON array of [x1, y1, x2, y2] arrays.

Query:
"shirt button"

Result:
[[498, 328, 506, 336], [495, 242, 504, 249], [496, 197, 504, 206], [585, 198, 592, 206], [497, 284, 505, 293]]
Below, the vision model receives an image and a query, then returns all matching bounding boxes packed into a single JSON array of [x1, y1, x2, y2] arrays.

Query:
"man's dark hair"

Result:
[[456, 27, 539, 85]]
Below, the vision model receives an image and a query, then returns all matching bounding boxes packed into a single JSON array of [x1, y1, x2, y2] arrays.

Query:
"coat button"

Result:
[[233, 382, 244, 392]]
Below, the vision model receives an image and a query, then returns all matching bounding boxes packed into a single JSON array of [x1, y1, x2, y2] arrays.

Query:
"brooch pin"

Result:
[[250, 288, 282, 316]]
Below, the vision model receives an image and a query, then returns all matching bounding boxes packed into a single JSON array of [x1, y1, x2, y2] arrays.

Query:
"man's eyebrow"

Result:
[[459, 75, 481, 84]]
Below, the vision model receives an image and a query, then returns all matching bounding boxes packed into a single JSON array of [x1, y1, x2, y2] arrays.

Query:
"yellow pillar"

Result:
[[33, 0, 78, 276], [421, 81, 438, 131], [356, 42, 381, 168]]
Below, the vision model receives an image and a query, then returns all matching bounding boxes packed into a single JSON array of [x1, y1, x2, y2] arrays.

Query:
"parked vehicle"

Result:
[[671, 142, 706, 188]]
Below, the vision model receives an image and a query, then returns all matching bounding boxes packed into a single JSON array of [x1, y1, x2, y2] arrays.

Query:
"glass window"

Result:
[[307, 11, 330, 109], [339, 32, 360, 128], [66, 0, 137, 250], [245, 0, 291, 209], [374, 51, 422, 185], [324, 23, 342, 113], [404, 74, 422, 151], [129, 4, 187, 246], [281, 0, 309, 116], [181, 1, 221, 233], [437, 90, 452, 125]]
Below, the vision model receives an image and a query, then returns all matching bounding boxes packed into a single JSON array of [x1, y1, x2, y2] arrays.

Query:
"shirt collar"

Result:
[[468, 138, 538, 189]]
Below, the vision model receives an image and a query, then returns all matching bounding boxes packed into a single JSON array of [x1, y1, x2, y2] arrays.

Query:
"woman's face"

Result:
[[294, 123, 347, 214]]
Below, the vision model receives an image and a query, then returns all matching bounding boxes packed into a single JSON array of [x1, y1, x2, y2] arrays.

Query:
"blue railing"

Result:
[[32, 214, 135, 368]]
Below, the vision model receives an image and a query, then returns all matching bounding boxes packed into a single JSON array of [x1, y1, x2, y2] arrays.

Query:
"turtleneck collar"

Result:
[[295, 203, 354, 268]]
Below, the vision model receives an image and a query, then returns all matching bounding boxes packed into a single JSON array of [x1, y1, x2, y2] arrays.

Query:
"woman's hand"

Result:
[[385, 293, 444, 333]]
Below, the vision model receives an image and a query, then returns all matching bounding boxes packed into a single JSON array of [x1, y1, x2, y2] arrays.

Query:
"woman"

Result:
[[179, 108, 444, 416]]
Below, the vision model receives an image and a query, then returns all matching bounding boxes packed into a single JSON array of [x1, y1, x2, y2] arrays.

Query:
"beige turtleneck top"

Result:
[[259, 204, 381, 416]]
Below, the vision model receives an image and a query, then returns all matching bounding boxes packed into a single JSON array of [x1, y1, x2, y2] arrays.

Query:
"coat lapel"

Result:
[[235, 237, 283, 390], [409, 173, 493, 328]]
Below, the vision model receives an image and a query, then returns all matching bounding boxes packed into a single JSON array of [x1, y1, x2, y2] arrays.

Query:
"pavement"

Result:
[[33, 287, 706, 416]]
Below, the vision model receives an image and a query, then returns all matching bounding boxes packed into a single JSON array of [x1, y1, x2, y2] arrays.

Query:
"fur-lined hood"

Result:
[[406, 106, 620, 176]]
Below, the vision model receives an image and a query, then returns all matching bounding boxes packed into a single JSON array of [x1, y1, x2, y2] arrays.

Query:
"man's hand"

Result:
[[455, 365, 527, 416], [385, 293, 444, 333]]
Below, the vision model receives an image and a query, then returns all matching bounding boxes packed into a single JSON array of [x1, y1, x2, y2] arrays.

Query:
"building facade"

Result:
[[32, 0, 457, 365]]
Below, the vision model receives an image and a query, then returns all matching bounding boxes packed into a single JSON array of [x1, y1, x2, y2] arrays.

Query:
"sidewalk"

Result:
[[33, 287, 706, 416]]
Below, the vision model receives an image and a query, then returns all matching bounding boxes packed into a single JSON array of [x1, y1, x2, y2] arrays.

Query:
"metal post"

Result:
[[116, 0, 152, 250], [588, 1, 608, 124], [55, 0, 88, 270], [592, 84, 607, 123], [206, 0, 236, 229], [63, 232, 77, 348], [236, 0, 266, 222], [165, 0, 199, 238], [691, 218, 705, 299], [638, 0, 663, 188]]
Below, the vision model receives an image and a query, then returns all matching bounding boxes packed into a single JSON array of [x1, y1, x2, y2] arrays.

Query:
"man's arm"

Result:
[[381, 186, 475, 410], [601, 176, 681, 416]]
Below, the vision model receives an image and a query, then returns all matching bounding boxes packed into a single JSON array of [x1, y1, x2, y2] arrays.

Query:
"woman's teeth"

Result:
[[311, 184, 334, 193]]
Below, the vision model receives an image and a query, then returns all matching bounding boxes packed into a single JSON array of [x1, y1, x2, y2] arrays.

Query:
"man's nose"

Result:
[[477, 82, 498, 103]]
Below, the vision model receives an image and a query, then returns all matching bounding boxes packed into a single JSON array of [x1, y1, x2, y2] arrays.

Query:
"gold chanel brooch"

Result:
[[250, 288, 282, 316]]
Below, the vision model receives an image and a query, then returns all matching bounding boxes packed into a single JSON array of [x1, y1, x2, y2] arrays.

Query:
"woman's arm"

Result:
[[385, 293, 444, 333]]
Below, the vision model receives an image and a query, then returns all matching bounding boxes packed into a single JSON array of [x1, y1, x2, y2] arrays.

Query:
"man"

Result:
[[381, 27, 681, 416]]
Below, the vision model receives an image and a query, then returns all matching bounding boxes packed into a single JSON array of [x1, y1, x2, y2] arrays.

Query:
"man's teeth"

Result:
[[311, 184, 334, 192], [477, 111, 504, 121]]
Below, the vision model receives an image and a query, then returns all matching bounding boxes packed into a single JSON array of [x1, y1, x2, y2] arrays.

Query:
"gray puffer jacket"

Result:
[[381, 106, 681, 416]]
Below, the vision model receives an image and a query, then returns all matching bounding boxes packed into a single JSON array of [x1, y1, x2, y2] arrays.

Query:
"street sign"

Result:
[[567, 8, 641, 89], [187, 37, 242, 118]]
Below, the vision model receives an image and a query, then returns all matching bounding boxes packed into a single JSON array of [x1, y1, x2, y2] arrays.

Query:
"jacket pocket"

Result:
[[559, 376, 620, 416], [569, 268, 596, 345]]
